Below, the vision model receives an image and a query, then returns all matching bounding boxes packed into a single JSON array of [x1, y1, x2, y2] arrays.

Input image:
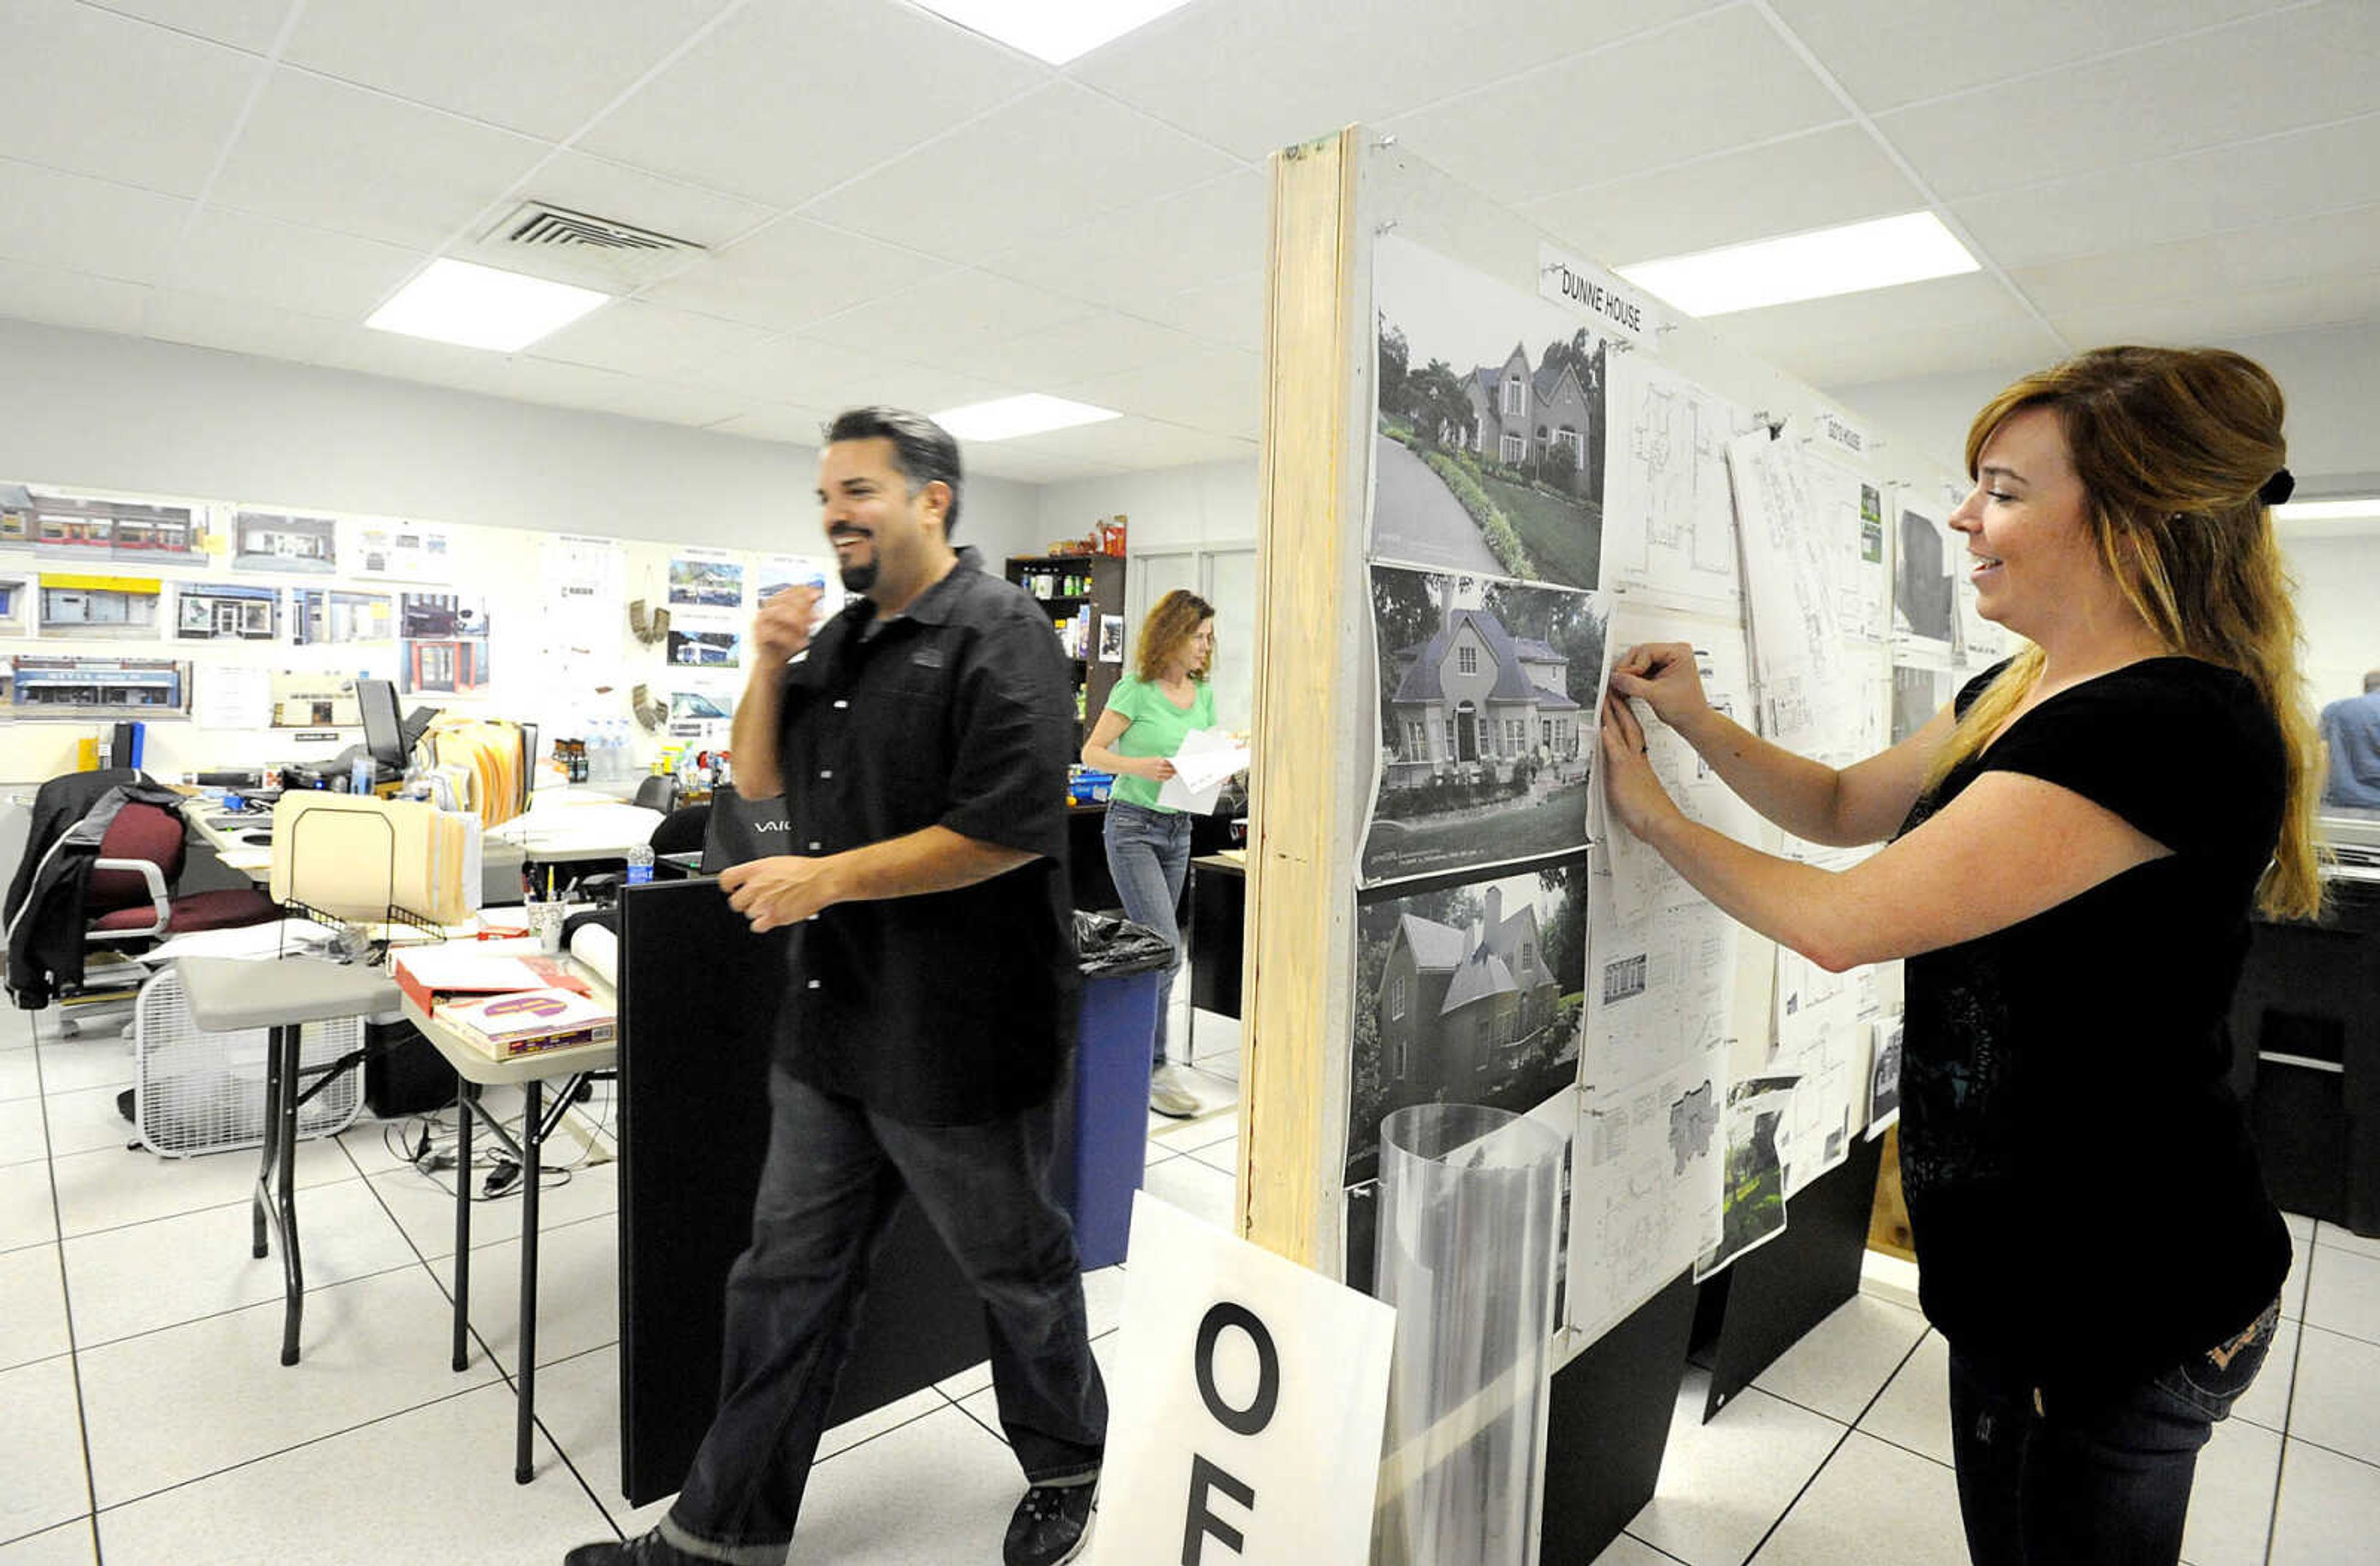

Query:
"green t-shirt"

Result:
[[1103, 673, 1217, 810]]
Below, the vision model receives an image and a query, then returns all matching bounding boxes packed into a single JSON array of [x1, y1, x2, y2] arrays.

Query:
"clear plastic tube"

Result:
[[1374, 1102, 1567, 1566]]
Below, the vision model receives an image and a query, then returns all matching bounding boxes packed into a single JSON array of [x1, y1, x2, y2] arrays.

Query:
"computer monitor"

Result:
[[357, 678, 406, 772]]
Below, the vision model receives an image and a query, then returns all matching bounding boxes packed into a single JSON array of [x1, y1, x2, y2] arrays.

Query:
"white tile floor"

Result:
[[5, 990, 2378, 1565]]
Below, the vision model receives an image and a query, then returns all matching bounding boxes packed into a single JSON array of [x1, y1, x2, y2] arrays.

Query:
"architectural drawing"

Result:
[[1892, 487, 1959, 662], [1728, 428, 1858, 759], [1566, 1044, 1726, 1345], [1598, 353, 1755, 615], [1806, 453, 1890, 643]]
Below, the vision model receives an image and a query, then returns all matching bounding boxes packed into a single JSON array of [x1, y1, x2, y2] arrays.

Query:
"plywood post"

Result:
[[1238, 127, 1367, 1270]]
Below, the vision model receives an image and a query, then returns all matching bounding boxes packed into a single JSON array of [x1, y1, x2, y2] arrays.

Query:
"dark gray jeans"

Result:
[[662, 1067, 1107, 1565]]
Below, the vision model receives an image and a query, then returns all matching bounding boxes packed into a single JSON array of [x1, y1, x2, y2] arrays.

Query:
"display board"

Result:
[[1245, 131, 1986, 1454], [0, 480, 839, 786]]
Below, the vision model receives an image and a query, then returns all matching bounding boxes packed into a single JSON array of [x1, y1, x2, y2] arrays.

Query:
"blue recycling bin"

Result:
[[1051, 914, 1170, 1269]]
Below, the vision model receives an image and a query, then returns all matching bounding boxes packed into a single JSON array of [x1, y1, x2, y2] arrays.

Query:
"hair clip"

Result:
[[2258, 467, 2294, 506]]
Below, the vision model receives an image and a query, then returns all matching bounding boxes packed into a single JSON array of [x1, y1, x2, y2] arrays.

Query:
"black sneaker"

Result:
[[563, 1529, 695, 1566], [1004, 1479, 1096, 1566]]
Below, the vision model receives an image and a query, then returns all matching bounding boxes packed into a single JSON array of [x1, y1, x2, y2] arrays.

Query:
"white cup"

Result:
[[527, 902, 566, 956]]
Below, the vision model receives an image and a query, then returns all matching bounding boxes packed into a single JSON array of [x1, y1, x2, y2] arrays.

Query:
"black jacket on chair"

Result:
[[5, 775, 186, 1010]]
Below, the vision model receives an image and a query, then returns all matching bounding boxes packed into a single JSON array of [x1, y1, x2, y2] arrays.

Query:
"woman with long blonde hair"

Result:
[[1082, 589, 1220, 1119], [1600, 346, 2314, 1564]]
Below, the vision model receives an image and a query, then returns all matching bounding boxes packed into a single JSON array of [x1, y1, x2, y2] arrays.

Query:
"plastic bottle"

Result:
[[625, 843, 654, 886]]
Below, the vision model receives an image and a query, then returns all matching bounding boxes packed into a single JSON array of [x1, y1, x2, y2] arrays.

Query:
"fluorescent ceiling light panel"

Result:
[[911, 0, 1196, 65], [1617, 212, 1980, 317], [366, 258, 611, 353], [2275, 496, 2380, 523], [933, 394, 1121, 442]]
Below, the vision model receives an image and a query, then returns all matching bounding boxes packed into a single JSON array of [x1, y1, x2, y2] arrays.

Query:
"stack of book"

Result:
[[392, 949, 614, 1060]]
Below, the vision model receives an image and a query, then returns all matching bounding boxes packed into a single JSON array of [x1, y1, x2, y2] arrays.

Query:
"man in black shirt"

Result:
[[566, 408, 1104, 1566]]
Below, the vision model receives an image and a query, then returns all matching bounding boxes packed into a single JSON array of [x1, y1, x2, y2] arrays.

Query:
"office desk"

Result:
[[402, 957, 615, 1485], [1186, 851, 1246, 1064], [179, 796, 274, 878], [490, 794, 663, 863]]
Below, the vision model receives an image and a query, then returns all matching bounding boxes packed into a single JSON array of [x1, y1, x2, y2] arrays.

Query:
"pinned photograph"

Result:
[[35, 572, 164, 640], [1892, 491, 1957, 659], [669, 551, 745, 609], [1372, 234, 1610, 589], [175, 581, 280, 641], [231, 509, 338, 574], [668, 627, 742, 668], [291, 587, 393, 645], [20, 488, 203, 567], [1097, 614, 1125, 664], [1361, 563, 1607, 886], [1344, 858, 1587, 1189], [399, 591, 490, 695]]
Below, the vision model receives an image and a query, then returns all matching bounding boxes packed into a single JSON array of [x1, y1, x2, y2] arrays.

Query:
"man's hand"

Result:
[[754, 585, 822, 663], [719, 854, 842, 933]]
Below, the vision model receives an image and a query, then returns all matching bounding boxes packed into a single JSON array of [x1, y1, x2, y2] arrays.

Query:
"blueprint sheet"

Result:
[[1599, 353, 1758, 617]]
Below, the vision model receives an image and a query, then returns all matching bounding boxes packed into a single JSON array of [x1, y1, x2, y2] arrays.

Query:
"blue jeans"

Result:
[[663, 1068, 1106, 1565], [1946, 1296, 2280, 1565], [1102, 799, 1191, 1068]]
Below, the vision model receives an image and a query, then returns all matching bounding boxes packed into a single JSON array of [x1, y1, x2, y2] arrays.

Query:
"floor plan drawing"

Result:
[[1599, 353, 1756, 616]]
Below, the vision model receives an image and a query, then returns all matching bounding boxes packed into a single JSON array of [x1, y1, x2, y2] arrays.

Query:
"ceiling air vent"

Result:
[[470, 202, 706, 289]]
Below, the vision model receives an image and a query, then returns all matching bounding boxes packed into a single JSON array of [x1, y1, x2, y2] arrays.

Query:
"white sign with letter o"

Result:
[[1090, 1192, 1395, 1564]]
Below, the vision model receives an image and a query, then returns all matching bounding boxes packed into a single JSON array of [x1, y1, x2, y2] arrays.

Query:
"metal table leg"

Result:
[[516, 1078, 542, 1484], [452, 1080, 475, 1373], [253, 1022, 306, 1365]]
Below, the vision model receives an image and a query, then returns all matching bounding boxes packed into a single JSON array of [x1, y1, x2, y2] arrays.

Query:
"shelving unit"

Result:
[[1005, 552, 1126, 749]]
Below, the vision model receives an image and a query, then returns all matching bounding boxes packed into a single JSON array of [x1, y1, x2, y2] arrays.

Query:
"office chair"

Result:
[[69, 801, 280, 1039], [630, 774, 679, 814], [648, 803, 710, 858]]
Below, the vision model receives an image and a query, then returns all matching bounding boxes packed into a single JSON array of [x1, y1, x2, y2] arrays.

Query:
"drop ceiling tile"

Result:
[[1954, 113, 2380, 270], [705, 404, 840, 447], [575, 0, 1048, 208], [1070, 0, 1721, 162], [1380, 6, 1846, 208], [283, 0, 729, 143], [94, 0, 298, 52], [800, 82, 1240, 265], [1712, 272, 2059, 386], [0, 162, 193, 284], [1770, 0, 2288, 115], [317, 324, 508, 392], [1056, 345, 1263, 441], [1877, 4, 2380, 200], [169, 208, 427, 320], [0, 0, 260, 196], [981, 170, 1267, 312], [526, 301, 777, 379], [2011, 202, 2380, 317], [937, 310, 1213, 390], [1523, 125, 1925, 267], [683, 336, 1022, 416], [0, 259, 149, 335], [2048, 269, 2380, 350], [1131, 271, 1265, 352], [1760, 315, 2071, 391], [990, 416, 1256, 472], [799, 270, 1104, 369], [207, 68, 552, 252], [510, 152, 775, 252], [641, 217, 953, 333], [140, 289, 346, 362]]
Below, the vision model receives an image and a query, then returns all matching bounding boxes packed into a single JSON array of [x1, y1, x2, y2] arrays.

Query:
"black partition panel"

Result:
[[1702, 1130, 1885, 1420], [1538, 1269, 1696, 1562], [615, 879, 990, 1506]]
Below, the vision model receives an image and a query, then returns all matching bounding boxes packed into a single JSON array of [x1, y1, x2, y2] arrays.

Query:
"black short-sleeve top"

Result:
[[772, 549, 1079, 1125], [1897, 655, 2293, 1393]]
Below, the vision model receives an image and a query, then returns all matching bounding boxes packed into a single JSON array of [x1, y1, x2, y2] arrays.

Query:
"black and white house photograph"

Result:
[[667, 627, 741, 668], [1343, 857, 1587, 1189], [1893, 500, 1957, 654], [1372, 234, 1610, 590], [1362, 563, 1606, 885]]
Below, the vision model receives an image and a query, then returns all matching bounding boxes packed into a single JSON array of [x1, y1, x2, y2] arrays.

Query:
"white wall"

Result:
[[1033, 459, 1261, 554], [2283, 535, 2380, 706], [0, 318, 1040, 558]]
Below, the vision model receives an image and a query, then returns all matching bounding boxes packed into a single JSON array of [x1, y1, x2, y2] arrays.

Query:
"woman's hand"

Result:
[[1608, 643, 1712, 734], [1600, 688, 1682, 840], [1130, 756, 1178, 782]]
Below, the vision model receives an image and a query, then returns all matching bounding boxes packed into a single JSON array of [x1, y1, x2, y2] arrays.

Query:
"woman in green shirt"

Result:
[[1082, 589, 1219, 1118]]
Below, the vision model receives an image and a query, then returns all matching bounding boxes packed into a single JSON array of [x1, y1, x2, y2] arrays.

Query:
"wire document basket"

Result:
[[133, 966, 364, 1157]]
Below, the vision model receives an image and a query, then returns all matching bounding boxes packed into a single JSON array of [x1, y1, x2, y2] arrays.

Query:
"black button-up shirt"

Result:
[[773, 548, 1078, 1124]]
